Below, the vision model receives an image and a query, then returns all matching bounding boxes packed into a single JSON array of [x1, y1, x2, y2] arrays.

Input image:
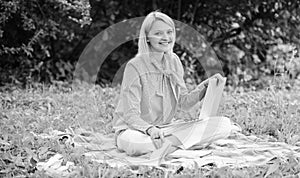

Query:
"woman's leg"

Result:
[[149, 116, 233, 163], [164, 116, 233, 150], [188, 116, 233, 148], [165, 135, 182, 153], [116, 117, 232, 156], [117, 129, 156, 156], [117, 129, 182, 156]]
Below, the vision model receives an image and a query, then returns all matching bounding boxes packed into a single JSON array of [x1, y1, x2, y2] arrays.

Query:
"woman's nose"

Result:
[[162, 32, 171, 40]]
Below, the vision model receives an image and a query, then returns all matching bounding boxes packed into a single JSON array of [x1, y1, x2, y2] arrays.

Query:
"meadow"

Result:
[[0, 76, 300, 177]]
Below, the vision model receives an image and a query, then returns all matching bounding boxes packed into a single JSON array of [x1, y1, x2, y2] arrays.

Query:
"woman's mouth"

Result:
[[159, 41, 172, 45]]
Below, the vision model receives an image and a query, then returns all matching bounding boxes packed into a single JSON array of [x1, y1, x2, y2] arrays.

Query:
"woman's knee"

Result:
[[117, 129, 155, 156], [202, 116, 232, 136], [208, 116, 231, 127]]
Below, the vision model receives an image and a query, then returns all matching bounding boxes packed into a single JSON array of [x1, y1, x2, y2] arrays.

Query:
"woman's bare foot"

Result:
[[149, 135, 182, 165], [149, 140, 172, 165]]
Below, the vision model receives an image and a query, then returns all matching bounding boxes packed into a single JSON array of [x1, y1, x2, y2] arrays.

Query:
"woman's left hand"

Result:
[[209, 73, 225, 86], [197, 78, 209, 91], [198, 73, 224, 89]]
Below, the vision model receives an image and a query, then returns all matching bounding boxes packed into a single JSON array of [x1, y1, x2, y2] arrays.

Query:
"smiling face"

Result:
[[147, 20, 175, 53]]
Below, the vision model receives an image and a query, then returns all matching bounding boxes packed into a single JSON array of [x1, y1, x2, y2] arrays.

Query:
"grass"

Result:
[[0, 77, 300, 177]]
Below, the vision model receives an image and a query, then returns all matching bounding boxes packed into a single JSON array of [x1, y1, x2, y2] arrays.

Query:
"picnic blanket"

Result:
[[35, 128, 300, 177]]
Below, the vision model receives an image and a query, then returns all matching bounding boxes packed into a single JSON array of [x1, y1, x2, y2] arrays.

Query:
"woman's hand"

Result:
[[198, 78, 209, 89], [209, 73, 225, 86], [197, 73, 225, 100], [198, 73, 224, 89], [147, 126, 165, 149]]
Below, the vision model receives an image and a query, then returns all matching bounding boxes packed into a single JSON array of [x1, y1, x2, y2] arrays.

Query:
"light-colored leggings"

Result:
[[117, 116, 234, 156]]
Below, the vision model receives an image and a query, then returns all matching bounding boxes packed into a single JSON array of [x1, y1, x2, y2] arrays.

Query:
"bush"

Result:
[[0, 0, 91, 85]]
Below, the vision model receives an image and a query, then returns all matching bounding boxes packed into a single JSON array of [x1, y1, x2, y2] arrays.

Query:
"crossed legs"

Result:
[[116, 116, 233, 156]]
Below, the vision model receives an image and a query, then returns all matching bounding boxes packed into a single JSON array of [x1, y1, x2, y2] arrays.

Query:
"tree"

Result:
[[87, 0, 300, 88], [0, 0, 91, 85], [1, 0, 299, 88]]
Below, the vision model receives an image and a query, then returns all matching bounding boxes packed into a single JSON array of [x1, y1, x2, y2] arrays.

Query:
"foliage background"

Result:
[[1, 0, 299, 89]]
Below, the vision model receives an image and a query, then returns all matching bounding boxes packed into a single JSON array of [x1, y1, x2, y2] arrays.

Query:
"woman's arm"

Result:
[[173, 54, 208, 111], [117, 63, 153, 133], [178, 80, 207, 111]]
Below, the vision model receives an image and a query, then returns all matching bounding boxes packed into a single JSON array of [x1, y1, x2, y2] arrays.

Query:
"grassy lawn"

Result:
[[1, 78, 300, 177]]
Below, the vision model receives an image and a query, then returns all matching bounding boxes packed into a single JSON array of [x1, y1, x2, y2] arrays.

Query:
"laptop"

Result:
[[198, 76, 226, 120], [160, 76, 227, 136]]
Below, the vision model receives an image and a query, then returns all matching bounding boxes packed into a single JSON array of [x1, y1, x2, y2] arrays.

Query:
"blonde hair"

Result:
[[137, 11, 176, 58]]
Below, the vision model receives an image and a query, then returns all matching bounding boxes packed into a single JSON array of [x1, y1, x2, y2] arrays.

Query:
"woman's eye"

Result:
[[167, 30, 173, 34], [153, 30, 173, 36]]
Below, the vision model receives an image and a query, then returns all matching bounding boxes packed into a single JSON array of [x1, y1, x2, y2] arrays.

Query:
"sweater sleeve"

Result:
[[118, 62, 153, 133], [173, 54, 206, 111]]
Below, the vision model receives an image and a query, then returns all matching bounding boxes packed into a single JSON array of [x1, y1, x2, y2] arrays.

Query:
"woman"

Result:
[[113, 11, 235, 160]]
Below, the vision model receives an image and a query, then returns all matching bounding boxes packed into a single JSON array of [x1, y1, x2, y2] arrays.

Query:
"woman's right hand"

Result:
[[147, 126, 165, 149]]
